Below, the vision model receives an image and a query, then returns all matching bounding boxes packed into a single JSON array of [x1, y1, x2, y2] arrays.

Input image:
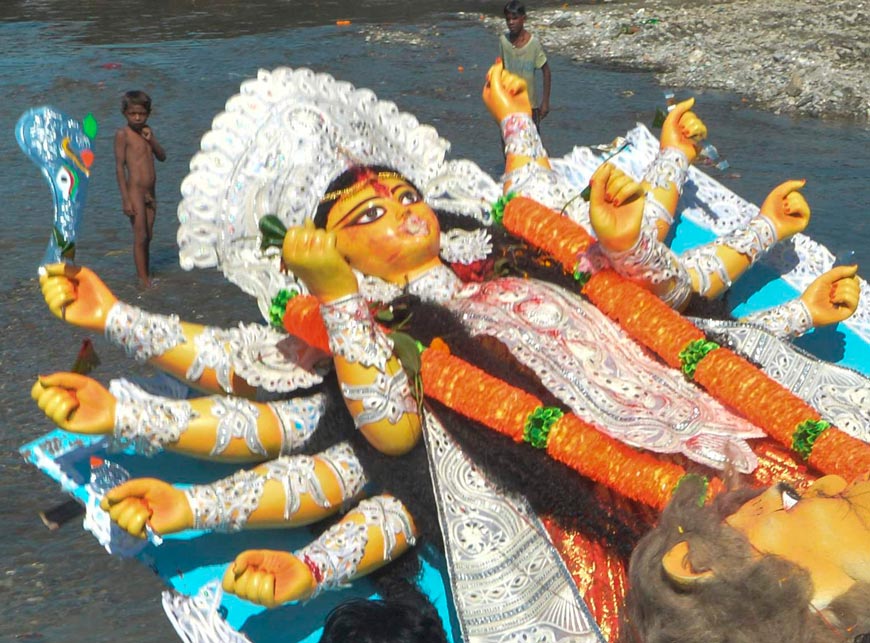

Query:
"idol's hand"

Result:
[[483, 58, 532, 123], [39, 263, 118, 332], [589, 162, 646, 252], [660, 98, 707, 163], [100, 478, 193, 538], [223, 550, 316, 608], [31, 372, 115, 434], [282, 220, 358, 303], [800, 265, 861, 327], [759, 180, 810, 240]]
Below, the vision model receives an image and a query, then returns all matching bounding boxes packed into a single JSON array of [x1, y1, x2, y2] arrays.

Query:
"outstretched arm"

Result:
[[680, 180, 811, 300], [100, 443, 364, 538], [223, 494, 416, 608], [31, 372, 324, 461], [483, 59, 551, 182], [740, 265, 861, 338], [643, 98, 707, 241], [39, 263, 262, 397]]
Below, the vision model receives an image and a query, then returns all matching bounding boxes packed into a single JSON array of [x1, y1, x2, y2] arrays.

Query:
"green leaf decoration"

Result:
[[792, 419, 831, 460], [572, 267, 591, 286], [83, 113, 99, 140], [579, 184, 591, 202], [490, 191, 516, 225], [523, 406, 564, 449], [390, 331, 422, 377], [375, 308, 395, 322], [268, 288, 298, 329], [678, 339, 720, 379], [259, 214, 288, 250], [652, 106, 668, 129]]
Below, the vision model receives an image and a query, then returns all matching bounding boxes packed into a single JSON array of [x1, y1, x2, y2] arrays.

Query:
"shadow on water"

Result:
[[1, 0, 869, 640]]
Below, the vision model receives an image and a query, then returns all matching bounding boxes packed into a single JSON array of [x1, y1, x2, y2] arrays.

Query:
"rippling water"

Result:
[[2, 1, 869, 640]]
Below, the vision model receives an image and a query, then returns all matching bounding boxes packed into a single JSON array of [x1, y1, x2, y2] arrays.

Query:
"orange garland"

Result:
[[282, 294, 332, 354], [502, 196, 596, 270], [501, 194, 870, 482], [420, 342, 699, 512]]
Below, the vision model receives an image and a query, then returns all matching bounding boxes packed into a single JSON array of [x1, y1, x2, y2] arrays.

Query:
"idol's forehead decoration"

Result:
[[177, 67, 499, 321]]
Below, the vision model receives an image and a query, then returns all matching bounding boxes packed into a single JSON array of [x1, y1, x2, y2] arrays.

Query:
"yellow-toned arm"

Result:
[[282, 224, 422, 457], [100, 443, 365, 538], [682, 180, 811, 300], [39, 263, 258, 397], [740, 265, 861, 338], [642, 98, 707, 241], [483, 59, 551, 184], [223, 494, 416, 607], [30, 372, 325, 461]]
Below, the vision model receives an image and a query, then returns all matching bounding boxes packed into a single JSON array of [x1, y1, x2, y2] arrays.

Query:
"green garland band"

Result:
[[792, 419, 831, 460], [523, 406, 564, 449], [572, 265, 591, 286], [490, 191, 517, 225], [678, 339, 720, 379], [268, 288, 298, 329], [673, 472, 709, 507]]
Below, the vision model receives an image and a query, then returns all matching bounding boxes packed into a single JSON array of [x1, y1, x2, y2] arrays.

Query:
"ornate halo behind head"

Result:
[[177, 66, 499, 321]]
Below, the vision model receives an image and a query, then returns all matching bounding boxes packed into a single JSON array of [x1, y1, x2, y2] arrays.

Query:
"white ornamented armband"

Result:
[[269, 393, 326, 455], [643, 146, 689, 193], [186, 327, 234, 392], [296, 495, 416, 599], [501, 113, 545, 159], [210, 397, 267, 457], [642, 193, 674, 230], [320, 294, 394, 370], [184, 444, 367, 531], [741, 299, 814, 339], [110, 380, 195, 455], [604, 225, 692, 309], [439, 228, 493, 265], [680, 244, 733, 298], [719, 215, 778, 264], [105, 301, 186, 363], [341, 369, 418, 428]]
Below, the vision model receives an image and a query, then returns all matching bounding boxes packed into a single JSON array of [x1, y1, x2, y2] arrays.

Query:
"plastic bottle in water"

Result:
[[87, 456, 130, 496]]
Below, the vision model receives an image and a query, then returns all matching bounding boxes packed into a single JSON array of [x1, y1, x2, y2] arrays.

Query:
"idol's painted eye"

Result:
[[55, 165, 75, 199], [351, 204, 387, 226], [398, 188, 421, 206], [780, 485, 801, 510]]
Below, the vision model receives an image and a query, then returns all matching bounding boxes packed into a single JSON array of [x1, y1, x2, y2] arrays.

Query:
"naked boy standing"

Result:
[[114, 90, 166, 287]]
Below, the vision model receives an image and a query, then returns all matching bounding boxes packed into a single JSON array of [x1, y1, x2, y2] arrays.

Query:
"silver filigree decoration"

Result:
[[501, 113, 545, 158], [187, 327, 234, 392], [602, 225, 692, 308], [423, 410, 603, 642], [681, 243, 733, 297], [110, 379, 195, 455], [440, 228, 493, 264], [643, 192, 674, 229], [740, 299, 815, 339], [105, 301, 186, 363], [321, 293, 394, 369], [718, 215, 778, 263], [185, 469, 266, 531], [296, 495, 415, 599], [319, 442, 367, 510], [162, 581, 253, 643], [231, 323, 327, 394], [642, 146, 689, 193], [211, 397, 267, 457], [268, 393, 325, 454], [341, 369, 417, 428]]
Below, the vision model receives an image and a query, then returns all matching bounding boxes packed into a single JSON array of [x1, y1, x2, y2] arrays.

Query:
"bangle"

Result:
[[501, 113, 545, 159], [741, 299, 814, 339], [680, 244, 733, 297], [110, 379, 194, 455], [105, 301, 185, 363], [643, 147, 689, 193], [320, 294, 394, 370]]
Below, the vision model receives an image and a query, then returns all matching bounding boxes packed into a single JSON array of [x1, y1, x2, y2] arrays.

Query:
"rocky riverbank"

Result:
[[483, 0, 870, 123]]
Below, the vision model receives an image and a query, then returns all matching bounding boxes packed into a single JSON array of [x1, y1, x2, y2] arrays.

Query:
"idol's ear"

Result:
[[661, 541, 715, 588]]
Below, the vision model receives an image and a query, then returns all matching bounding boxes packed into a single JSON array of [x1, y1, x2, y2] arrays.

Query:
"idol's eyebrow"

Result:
[[332, 195, 377, 229]]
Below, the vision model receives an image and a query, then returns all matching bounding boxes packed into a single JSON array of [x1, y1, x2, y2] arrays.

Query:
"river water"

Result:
[[1, 1, 869, 641]]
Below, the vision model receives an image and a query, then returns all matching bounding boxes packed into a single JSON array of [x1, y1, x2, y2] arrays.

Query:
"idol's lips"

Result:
[[400, 214, 429, 236]]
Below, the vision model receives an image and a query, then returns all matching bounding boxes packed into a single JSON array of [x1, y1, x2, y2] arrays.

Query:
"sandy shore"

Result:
[[484, 0, 870, 123]]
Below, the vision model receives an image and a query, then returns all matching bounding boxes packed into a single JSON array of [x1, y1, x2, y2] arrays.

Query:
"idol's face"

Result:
[[726, 475, 870, 608], [325, 175, 441, 284]]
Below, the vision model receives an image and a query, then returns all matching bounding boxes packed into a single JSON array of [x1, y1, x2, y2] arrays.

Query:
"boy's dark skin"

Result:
[[505, 10, 551, 122], [114, 95, 166, 287]]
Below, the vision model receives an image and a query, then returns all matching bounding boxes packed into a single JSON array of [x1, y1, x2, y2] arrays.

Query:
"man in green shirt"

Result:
[[498, 1, 552, 130]]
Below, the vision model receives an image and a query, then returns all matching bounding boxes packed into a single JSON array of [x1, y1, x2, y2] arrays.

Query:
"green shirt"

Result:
[[498, 32, 548, 108]]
